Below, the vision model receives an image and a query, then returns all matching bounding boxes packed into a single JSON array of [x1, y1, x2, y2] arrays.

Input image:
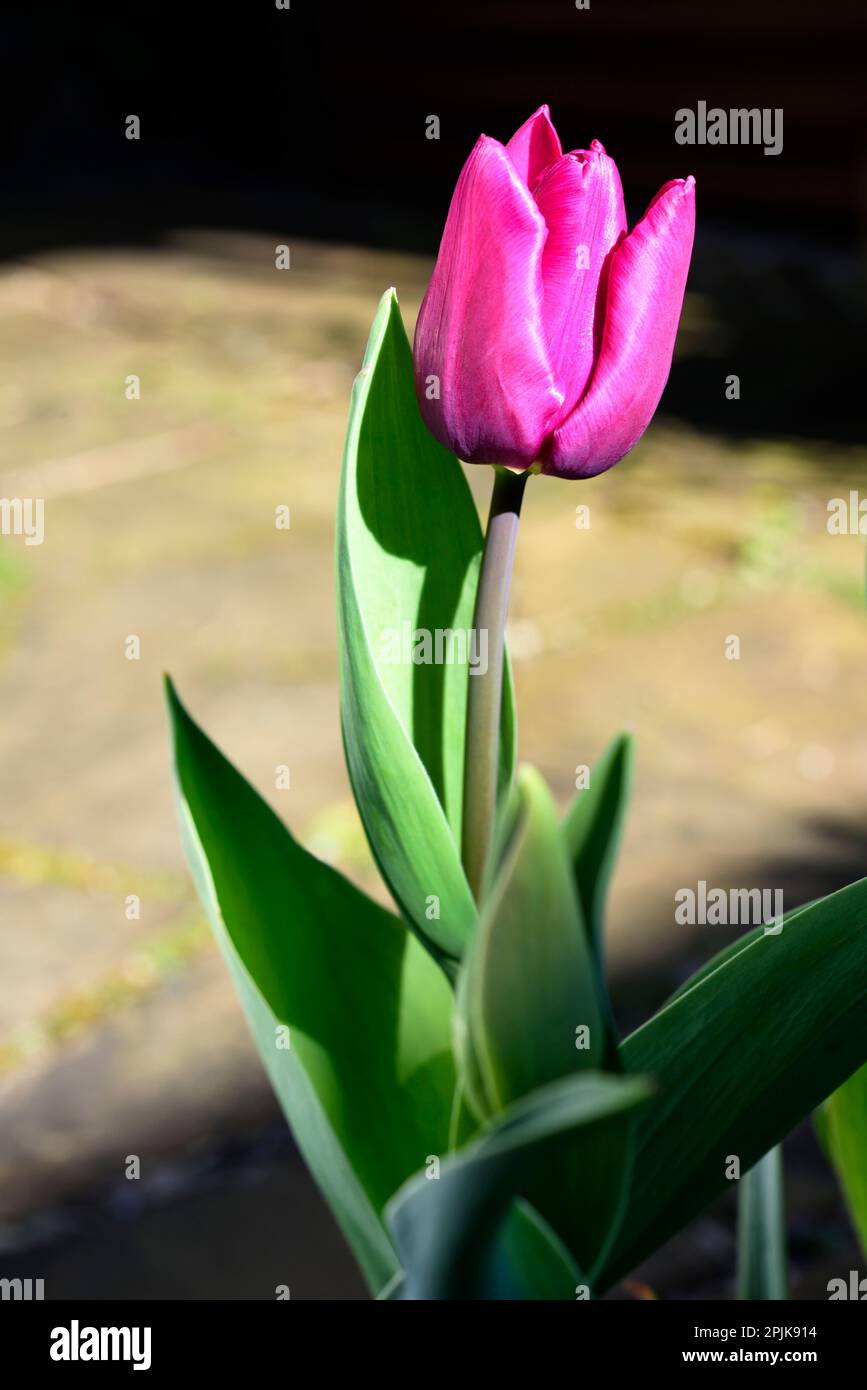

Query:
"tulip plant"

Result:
[[167, 108, 867, 1299]]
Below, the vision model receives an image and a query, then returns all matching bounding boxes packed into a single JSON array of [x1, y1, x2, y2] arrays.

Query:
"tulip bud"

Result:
[[414, 106, 695, 480]]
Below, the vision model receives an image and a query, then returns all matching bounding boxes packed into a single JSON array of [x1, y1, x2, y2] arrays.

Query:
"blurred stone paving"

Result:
[[0, 235, 865, 1292]]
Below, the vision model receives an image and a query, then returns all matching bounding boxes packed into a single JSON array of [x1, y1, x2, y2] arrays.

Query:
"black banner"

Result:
[[1, 1299, 863, 1375]]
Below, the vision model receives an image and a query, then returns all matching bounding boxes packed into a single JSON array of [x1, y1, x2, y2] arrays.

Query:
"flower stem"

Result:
[[461, 466, 528, 903]]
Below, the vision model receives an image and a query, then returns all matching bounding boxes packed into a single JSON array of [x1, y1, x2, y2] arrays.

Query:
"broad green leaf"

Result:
[[737, 1147, 788, 1299], [166, 677, 456, 1295], [562, 732, 634, 1056], [820, 1061, 867, 1258], [483, 1203, 582, 1300], [602, 875, 867, 1288], [563, 731, 634, 954], [337, 288, 515, 958], [456, 765, 635, 1275], [386, 1204, 581, 1302], [665, 898, 815, 1008], [456, 766, 605, 1118], [387, 1072, 650, 1300]]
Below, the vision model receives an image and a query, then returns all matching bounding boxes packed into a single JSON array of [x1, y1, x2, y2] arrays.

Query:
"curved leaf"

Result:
[[455, 766, 637, 1275], [562, 731, 634, 1056], [603, 874, 867, 1287], [457, 765, 604, 1118], [166, 678, 456, 1294], [820, 1061, 867, 1259], [665, 898, 816, 1008], [563, 731, 634, 953], [387, 1071, 650, 1300], [337, 289, 516, 959]]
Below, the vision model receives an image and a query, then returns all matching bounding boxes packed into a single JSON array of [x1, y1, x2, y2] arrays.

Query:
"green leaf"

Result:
[[820, 1061, 867, 1258], [386, 1072, 650, 1300], [385, 1204, 582, 1302], [166, 677, 456, 1295], [483, 1204, 582, 1300], [665, 899, 816, 1008], [737, 1147, 788, 1300], [456, 765, 637, 1275], [562, 732, 634, 1054], [563, 731, 634, 952], [337, 288, 516, 959], [456, 765, 605, 1118], [602, 875, 867, 1288]]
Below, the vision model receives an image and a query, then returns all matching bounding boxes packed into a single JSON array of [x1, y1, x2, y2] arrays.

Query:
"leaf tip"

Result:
[[164, 672, 182, 716]]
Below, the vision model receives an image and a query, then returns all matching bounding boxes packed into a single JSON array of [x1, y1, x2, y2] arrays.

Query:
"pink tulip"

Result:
[[413, 106, 695, 479]]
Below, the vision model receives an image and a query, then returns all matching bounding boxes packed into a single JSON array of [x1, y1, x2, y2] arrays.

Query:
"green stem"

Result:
[[461, 466, 528, 903], [737, 1146, 788, 1299]]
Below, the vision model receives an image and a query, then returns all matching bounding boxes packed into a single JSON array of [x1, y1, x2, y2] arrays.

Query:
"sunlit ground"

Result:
[[1, 233, 865, 1297]]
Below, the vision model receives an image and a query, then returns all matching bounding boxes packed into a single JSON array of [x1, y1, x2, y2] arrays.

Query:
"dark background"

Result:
[[5, 0, 866, 259], [6, 0, 864, 441]]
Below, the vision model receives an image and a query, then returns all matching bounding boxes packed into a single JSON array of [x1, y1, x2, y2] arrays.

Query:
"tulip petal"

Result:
[[544, 177, 695, 479], [533, 143, 627, 419], [414, 136, 563, 469], [506, 105, 562, 190]]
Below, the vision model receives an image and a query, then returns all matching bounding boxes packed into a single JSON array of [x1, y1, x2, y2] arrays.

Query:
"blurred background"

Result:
[[1, 0, 866, 1299]]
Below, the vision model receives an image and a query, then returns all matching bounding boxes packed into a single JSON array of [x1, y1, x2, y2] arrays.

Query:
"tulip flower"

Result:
[[414, 105, 695, 480], [413, 109, 696, 902]]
